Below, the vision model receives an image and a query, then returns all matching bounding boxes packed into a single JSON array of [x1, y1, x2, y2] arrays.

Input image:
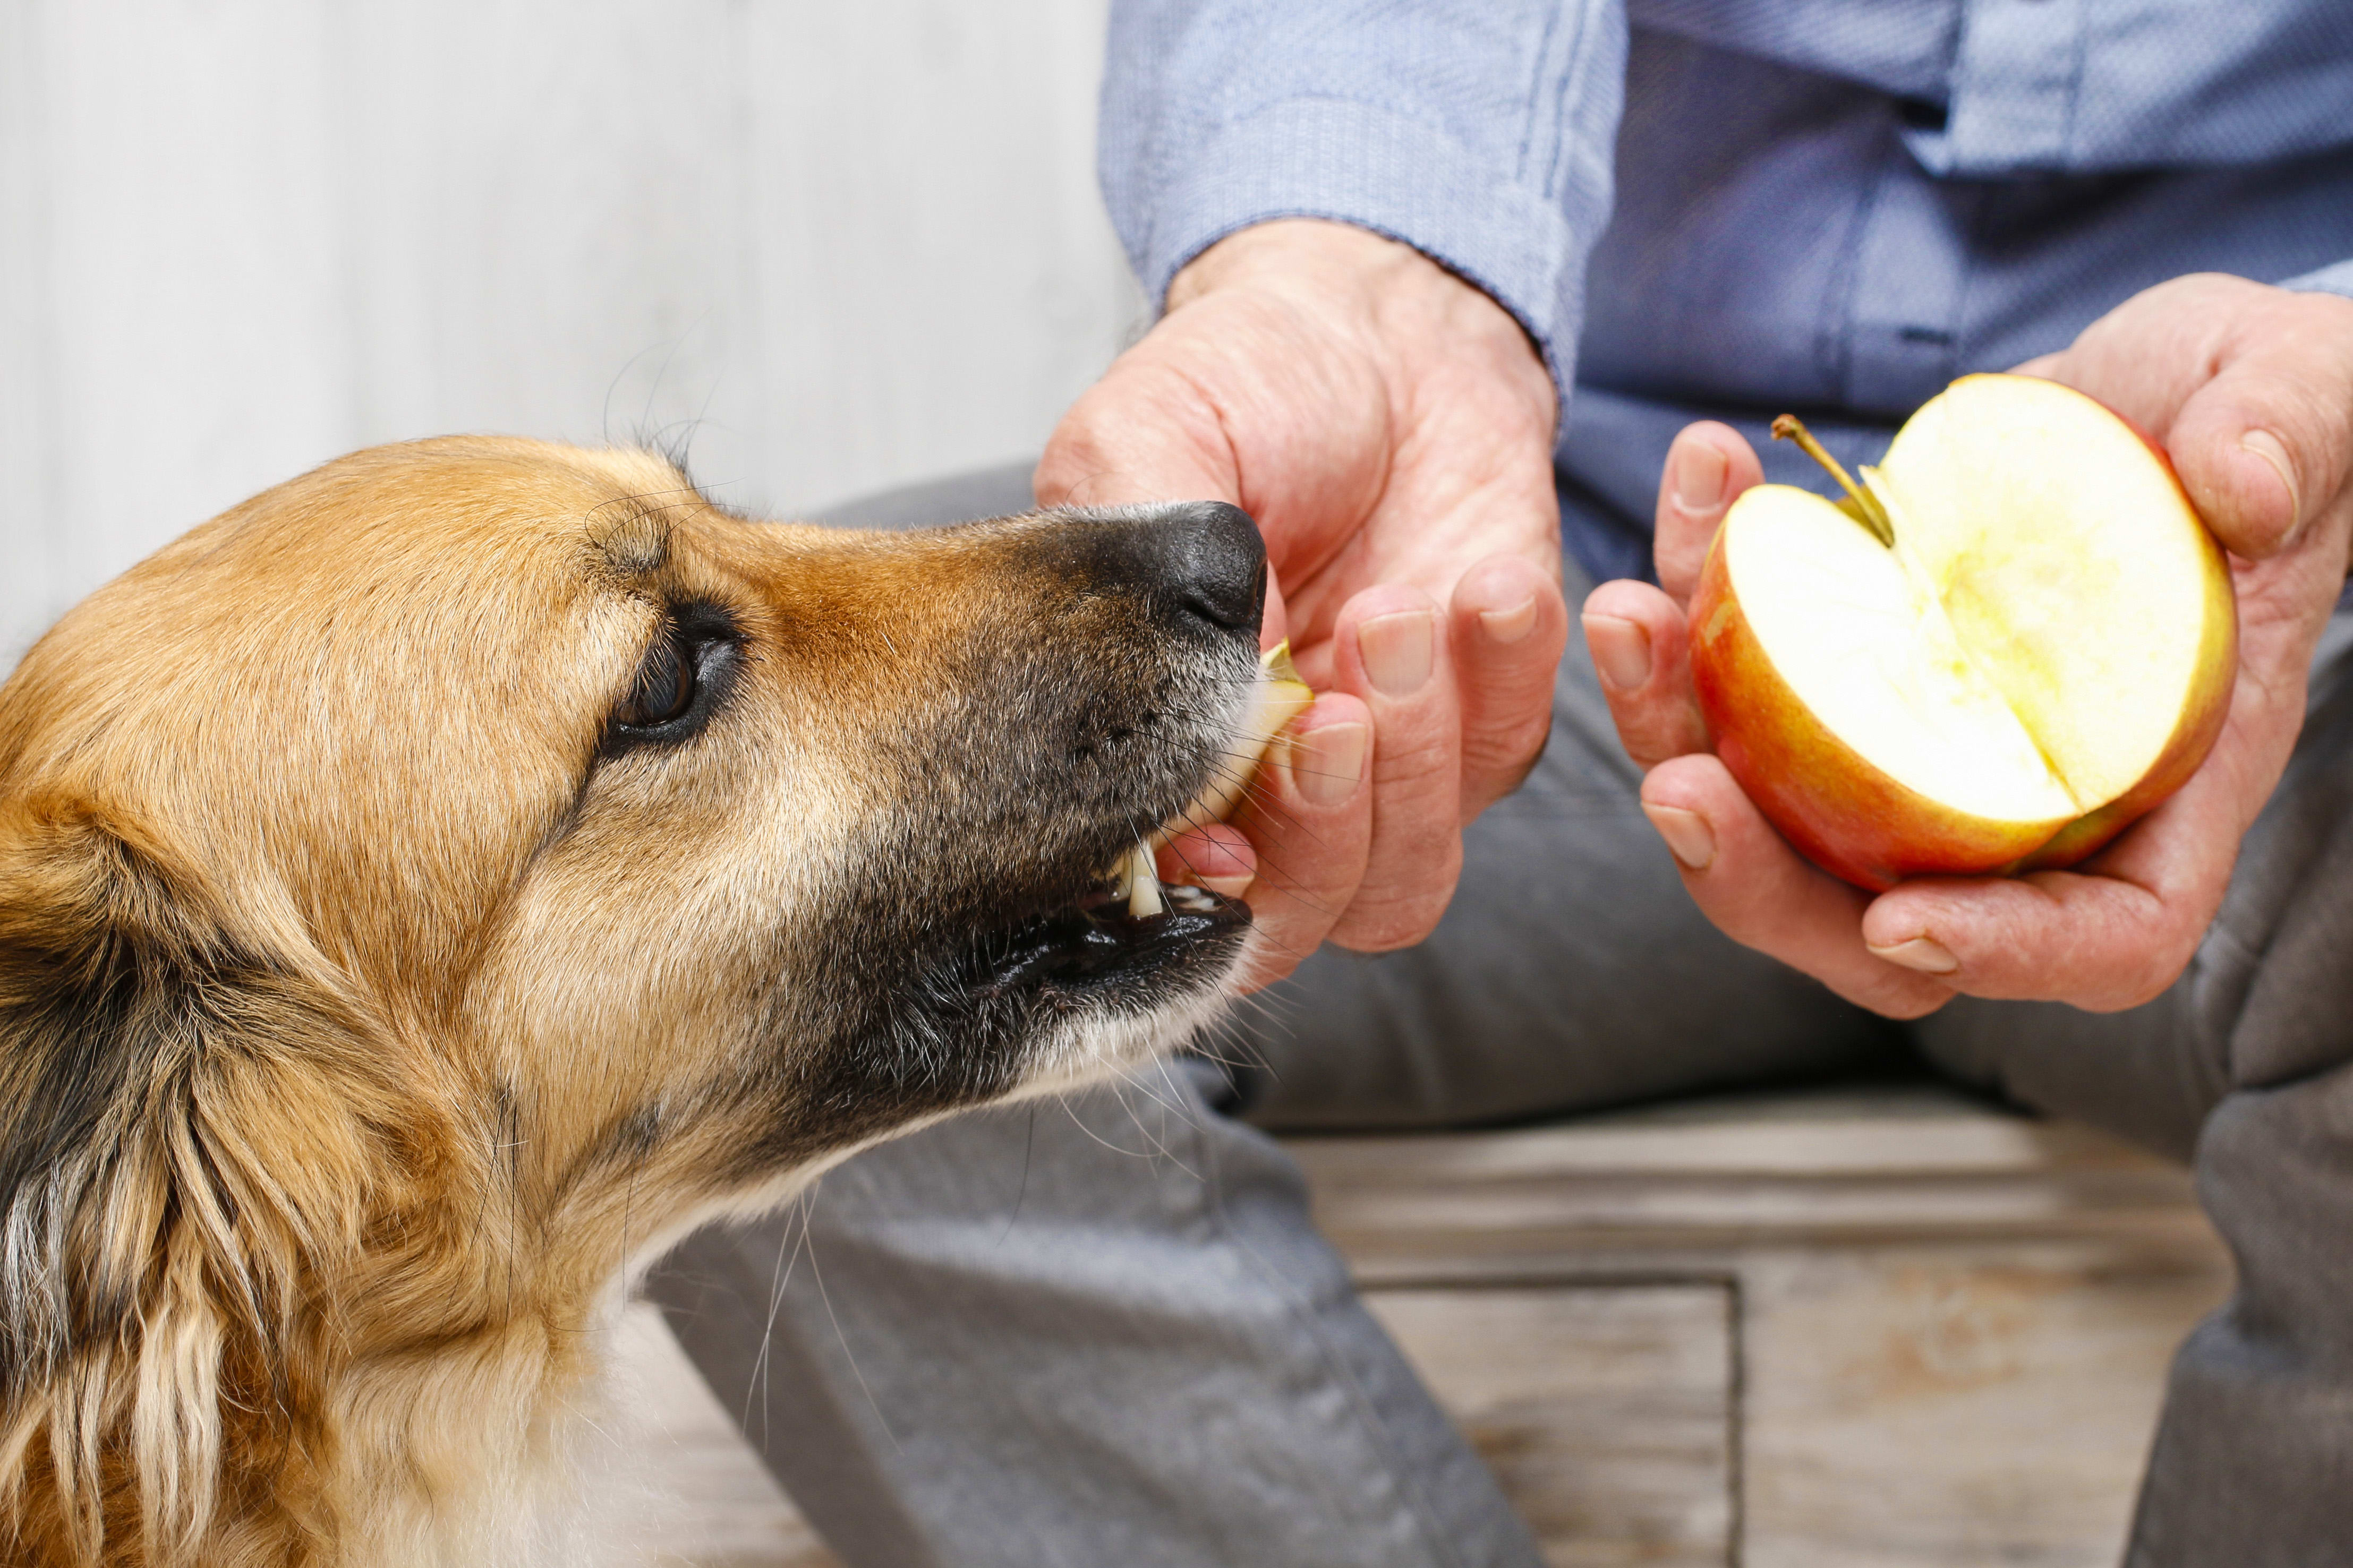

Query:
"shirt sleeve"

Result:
[[2283, 261, 2353, 302], [1098, 0, 1629, 405]]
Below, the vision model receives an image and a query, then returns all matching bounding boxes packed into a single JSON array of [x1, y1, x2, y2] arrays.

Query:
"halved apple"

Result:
[[1686, 374, 2236, 892]]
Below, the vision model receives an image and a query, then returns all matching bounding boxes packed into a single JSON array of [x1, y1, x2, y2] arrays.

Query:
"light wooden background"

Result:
[[0, 0, 1141, 668]]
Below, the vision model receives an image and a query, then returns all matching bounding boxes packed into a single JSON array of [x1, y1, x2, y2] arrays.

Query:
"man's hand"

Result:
[[1038, 220, 1565, 987], [1584, 273, 2353, 1017]]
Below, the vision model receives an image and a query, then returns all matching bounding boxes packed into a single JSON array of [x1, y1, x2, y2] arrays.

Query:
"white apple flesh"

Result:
[[1688, 374, 2237, 892]]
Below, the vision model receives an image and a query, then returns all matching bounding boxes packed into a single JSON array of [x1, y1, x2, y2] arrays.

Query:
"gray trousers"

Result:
[[648, 465, 2353, 1567]]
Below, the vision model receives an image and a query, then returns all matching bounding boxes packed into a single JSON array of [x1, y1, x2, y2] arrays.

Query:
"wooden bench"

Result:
[[615, 1085, 2231, 1567]]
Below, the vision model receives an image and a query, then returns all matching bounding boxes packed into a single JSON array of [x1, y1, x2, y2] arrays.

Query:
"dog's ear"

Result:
[[0, 796, 402, 1563]]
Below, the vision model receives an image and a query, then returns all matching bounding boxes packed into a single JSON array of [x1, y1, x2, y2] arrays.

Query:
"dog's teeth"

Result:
[[1123, 844, 1164, 919], [1090, 645, 1306, 920]]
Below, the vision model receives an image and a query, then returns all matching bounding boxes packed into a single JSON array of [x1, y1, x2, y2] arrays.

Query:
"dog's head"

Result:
[[0, 437, 1269, 1558]]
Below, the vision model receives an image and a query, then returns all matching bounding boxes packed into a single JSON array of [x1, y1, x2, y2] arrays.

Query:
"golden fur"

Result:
[[0, 438, 1264, 1564]]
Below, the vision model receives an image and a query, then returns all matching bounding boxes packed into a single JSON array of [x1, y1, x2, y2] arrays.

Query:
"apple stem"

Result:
[[1771, 414, 1895, 547]]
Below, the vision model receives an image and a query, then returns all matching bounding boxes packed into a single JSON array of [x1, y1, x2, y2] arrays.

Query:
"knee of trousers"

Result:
[[2128, 1063, 2353, 1565]]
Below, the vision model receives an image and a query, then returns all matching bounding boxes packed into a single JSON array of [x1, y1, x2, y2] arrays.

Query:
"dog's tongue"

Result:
[[1106, 643, 1312, 918]]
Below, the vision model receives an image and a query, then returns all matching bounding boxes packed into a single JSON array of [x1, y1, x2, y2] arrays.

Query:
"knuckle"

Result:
[[1332, 902, 1445, 953], [1370, 729, 1457, 790], [1462, 714, 1552, 789], [1330, 862, 1462, 952]]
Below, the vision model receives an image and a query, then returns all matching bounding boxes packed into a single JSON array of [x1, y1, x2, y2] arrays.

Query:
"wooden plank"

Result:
[[1367, 1286, 1734, 1568], [1299, 1088, 2232, 1566], [1741, 1250, 2227, 1568], [1292, 1087, 2223, 1282]]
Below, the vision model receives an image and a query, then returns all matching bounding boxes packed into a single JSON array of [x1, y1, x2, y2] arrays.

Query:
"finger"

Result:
[[1579, 579, 1708, 769], [1858, 866, 2202, 1013], [1325, 585, 1464, 951], [1653, 422, 1763, 605], [1158, 821, 1255, 899], [1229, 694, 1372, 990], [1450, 553, 1570, 819], [1640, 755, 1954, 1018], [2166, 292, 2353, 559]]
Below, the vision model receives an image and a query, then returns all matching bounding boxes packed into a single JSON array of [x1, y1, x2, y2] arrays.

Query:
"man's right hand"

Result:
[[1036, 219, 1566, 988]]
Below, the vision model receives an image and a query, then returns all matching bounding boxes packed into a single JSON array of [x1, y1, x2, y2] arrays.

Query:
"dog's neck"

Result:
[[5, 1086, 728, 1568]]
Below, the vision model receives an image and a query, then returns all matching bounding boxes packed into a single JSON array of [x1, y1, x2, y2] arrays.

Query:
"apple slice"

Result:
[[1105, 641, 1313, 917], [1687, 374, 2236, 891]]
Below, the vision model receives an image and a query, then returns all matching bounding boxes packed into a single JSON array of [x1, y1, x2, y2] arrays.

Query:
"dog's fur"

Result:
[[0, 438, 1264, 1565]]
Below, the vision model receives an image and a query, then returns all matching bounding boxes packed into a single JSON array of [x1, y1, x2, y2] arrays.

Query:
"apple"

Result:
[[1685, 373, 2237, 892], [1104, 641, 1312, 917]]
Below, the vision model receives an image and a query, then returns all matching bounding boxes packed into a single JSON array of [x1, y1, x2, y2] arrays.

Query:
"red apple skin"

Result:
[[1684, 393, 2238, 893], [1686, 540, 2071, 892]]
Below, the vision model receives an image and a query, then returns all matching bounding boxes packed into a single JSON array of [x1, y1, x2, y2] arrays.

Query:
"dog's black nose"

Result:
[[1143, 500, 1267, 633]]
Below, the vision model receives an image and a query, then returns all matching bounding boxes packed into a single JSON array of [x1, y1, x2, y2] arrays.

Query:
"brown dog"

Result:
[[0, 438, 1271, 1565]]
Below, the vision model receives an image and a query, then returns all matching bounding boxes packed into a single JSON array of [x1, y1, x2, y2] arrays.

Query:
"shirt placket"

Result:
[[1835, 0, 2087, 416]]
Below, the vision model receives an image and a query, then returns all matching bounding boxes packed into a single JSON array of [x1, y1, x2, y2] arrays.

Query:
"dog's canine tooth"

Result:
[[1123, 843, 1164, 919]]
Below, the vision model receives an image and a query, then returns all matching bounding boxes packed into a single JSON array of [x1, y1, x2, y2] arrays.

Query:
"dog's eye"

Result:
[[600, 603, 740, 757], [616, 637, 695, 730]]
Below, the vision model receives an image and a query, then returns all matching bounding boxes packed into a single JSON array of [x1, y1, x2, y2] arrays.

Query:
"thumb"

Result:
[[1034, 354, 1241, 511], [2164, 298, 2353, 560]]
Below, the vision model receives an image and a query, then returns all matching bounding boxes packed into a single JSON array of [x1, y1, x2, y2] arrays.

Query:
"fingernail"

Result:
[[1297, 721, 1368, 807], [1868, 937, 1960, 975], [1674, 439, 1731, 516], [1360, 611, 1434, 696], [1642, 803, 1715, 871], [1582, 613, 1652, 691], [2240, 430, 2302, 531], [1480, 594, 1539, 646], [1199, 871, 1255, 898]]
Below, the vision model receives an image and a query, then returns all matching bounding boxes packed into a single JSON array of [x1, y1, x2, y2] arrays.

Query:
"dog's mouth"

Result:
[[955, 645, 1308, 1003], [961, 869, 1249, 1001]]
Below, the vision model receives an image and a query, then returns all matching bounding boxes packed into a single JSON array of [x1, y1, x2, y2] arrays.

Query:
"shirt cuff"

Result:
[[1134, 96, 1583, 407], [2281, 260, 2353, 301]]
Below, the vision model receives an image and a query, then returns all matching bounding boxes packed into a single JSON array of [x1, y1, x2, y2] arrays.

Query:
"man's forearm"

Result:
[[1099, 0, 1630, 412]]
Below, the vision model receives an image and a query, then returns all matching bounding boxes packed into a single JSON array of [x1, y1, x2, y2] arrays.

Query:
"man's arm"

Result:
[[1042, 2, 1630, 984], [1095, 0, 1626, 411], [2284, 259, 2353, 302]]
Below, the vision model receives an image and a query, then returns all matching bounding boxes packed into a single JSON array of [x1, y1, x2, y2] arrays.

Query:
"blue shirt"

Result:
[[1099, 1, 2353, 582]]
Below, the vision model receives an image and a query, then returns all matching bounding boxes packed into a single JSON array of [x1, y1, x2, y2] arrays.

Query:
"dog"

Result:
[[0, 436, 1272, 1565]]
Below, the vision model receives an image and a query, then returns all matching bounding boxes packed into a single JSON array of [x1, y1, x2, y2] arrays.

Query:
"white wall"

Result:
[[0, 0, 1141, 667]]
